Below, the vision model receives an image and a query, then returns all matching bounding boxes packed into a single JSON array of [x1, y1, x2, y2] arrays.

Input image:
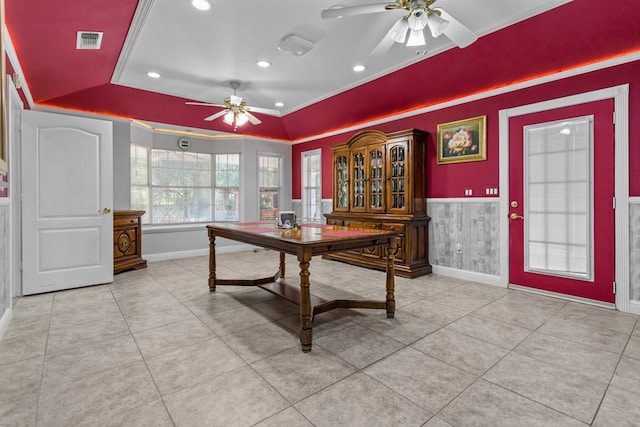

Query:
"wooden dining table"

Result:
[[206, 222, 398, 352]]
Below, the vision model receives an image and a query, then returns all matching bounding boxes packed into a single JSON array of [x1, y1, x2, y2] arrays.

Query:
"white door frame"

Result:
[[7, 75, 23, 302], [499, 84, 630, 312]]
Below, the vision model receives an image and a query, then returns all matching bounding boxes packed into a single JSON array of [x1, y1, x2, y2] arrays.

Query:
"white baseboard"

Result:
[[0, 307, 12, 342], [629, 300, 640, 315], [143, 244, 255, 262], [431, 265, 503, 287], [509, 284, 616, 310]]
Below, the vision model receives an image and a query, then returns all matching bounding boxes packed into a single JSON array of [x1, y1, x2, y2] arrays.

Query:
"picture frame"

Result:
[[0, 0, 7, 174], [437, 115, 487, 164], [278, 211, 296, 228]]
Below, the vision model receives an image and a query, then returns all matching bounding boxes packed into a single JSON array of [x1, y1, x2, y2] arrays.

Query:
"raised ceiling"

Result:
[[5, 0, 639, 140]]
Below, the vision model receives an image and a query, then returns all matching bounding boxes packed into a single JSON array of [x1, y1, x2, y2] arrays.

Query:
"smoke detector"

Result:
[[76, 31, 103, 49], [278, 35, 314, 57]]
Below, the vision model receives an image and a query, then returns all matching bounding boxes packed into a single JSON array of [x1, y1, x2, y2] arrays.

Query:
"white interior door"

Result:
[[21, 110, 113, 295]]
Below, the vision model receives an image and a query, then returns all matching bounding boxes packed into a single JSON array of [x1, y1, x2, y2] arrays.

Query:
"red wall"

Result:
[[292, 60, 640, 200]]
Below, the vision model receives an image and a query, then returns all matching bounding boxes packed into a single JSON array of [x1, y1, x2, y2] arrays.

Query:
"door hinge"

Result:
[[613, 197, 616, 210], [613, 111, 616, 124], [613, 281, 617, 294]]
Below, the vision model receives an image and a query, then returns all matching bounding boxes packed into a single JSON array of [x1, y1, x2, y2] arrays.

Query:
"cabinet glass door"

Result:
[[351, 151, 366, 211], [334, 153, 349, 210], [368, 148, 385, 212], [388, 143, 408, 213]]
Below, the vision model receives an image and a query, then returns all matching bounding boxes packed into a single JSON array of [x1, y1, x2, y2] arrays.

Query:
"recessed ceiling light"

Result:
[[191, 0, 211, 11], [146, 71, 161, 78], [353, 64, 366, 72], [257, 60, 271, 68], [275, 102, 284, 108]]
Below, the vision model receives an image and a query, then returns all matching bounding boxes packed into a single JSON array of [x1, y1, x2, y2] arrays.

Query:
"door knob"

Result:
[[509, 213, 524, 220], [99, 208, 111, 214]]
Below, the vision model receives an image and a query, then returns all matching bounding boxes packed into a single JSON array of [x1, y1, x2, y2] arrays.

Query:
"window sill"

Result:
[[142, 223, 209, 234]]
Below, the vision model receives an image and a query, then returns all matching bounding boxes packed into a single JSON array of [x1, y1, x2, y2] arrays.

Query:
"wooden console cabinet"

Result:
[[113, 210, 147, 274], [324, 129, 432, 278]]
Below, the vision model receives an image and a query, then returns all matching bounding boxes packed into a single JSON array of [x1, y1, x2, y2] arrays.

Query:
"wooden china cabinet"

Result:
[[324, 129, 432, 278]]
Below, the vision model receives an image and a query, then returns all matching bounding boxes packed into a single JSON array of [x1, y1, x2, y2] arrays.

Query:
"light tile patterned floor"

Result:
[[2, 250, 640, 426]]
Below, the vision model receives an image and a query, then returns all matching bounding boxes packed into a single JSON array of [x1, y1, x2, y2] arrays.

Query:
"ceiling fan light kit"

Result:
[[427, 11, 449, 37], [406, 29, 426, 47], [389, 18, 409, 43], [321, 0, 476, 55]]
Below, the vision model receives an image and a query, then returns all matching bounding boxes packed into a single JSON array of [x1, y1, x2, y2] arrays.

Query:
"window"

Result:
[[524, 117, 593, 280], [258, 154, 281, 221], [301, 149, 322, 223], [214, 153, 241, 221], [131, 145, 150, 223], [131, 145, 213, 224]]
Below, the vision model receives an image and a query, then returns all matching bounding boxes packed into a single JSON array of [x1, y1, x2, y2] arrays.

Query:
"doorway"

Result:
[[499, 85, 629, 309]]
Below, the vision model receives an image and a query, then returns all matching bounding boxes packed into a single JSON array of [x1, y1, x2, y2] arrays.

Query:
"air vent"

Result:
[[76, 31, 103, 49]]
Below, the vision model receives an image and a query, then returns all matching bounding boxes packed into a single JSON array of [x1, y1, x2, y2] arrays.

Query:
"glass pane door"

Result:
[[352, 152, 365, 210], [389, 145, 406, 210], [335, 154, 348, 209], [368, 149, 384, 211], [524, 116, 593, 280]]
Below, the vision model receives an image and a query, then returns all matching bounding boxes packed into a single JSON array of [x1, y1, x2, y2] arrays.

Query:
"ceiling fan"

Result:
[[321, 0, 477, 55], [185, 81, 280, 129]]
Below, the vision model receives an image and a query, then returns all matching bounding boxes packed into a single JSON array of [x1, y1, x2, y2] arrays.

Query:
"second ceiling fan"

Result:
[[321, 0, 477, 55]]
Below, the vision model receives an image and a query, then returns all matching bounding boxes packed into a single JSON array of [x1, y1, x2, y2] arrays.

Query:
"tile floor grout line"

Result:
[[109, 282, 178, 427], [588, 316, 640, 423], [32, 293, 55, 426], [482, 377, 592, 425]]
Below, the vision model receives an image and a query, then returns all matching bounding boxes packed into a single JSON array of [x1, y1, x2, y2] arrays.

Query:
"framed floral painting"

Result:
[[437, 115, 487, 164]]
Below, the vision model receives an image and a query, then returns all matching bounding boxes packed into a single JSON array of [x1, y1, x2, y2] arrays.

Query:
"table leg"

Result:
[[279, 252, 286, 279], [385, 242, 396, 318], [208, 231, 217, 292], [298, 249, 313, 352]]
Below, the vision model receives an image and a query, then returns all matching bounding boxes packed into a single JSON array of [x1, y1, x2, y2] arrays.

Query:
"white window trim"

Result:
[[301, 148, 322, 223], [257, 152, 283, 220], [213, 152, 242, 222]]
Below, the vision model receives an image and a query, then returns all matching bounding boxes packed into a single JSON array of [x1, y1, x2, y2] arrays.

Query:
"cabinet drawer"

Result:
[[114, 217, 139, 228], [382, 222, 406, 233], [342, 220, 382, 258], [326, 218, 343, 226], [343, 220, 381, 230]]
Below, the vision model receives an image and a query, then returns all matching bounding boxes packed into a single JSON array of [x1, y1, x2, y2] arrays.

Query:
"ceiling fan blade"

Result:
[[369, 31, 396, 56], [433, 7, 477, 48], [321, 3, 391, 19], [244, 111, 262, 125], [246, 106, 282, 117], [204, 110, 229, 121], [186, 101, 225, 107]]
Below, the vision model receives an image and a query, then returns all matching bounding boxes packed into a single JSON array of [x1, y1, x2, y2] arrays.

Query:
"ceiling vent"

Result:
[[278, 35, 314, 57], [76, 31, 103, 49]]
